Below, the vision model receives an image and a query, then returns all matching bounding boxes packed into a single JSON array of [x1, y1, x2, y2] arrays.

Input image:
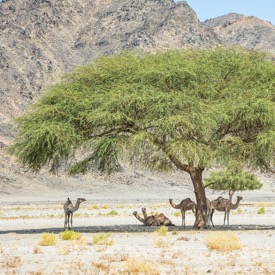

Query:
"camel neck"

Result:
[[72, 200, 81, 211]]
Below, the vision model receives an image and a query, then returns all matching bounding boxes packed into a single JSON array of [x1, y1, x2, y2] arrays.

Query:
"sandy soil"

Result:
[[0, 166, 275, 274], [0, 199, 275, 275]]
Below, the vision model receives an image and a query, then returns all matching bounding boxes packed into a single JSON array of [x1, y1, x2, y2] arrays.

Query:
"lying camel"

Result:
[[133, 211, 160, 226], [142, 208, 174, 226]]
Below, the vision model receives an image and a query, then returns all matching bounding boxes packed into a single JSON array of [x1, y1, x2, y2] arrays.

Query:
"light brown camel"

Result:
[[133, 211, 160, 226], [210, 196, 243, 227], [141, 208, 175, 226], [169, 198, 197, 227], [63, 198, 86, 230]]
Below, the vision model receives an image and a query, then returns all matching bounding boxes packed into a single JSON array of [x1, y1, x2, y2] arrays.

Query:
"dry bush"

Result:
[[92, 261, 111, 274], [59, 230, 82, 240], [92, 232, 114, 246], [154, 238, 169, 248], [205, 232, 242, 251], [177, 236, 190, 242], [33, 246, 43, 254], [100, 252, 129, 262], [155, 226, 168, 236], [38, 233, 57, 246], [124, 258, 160, 275], [57, 244, 70, 255]]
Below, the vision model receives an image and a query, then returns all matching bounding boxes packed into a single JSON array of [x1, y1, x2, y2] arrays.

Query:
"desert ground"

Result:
[[0, 168, 275, 274]]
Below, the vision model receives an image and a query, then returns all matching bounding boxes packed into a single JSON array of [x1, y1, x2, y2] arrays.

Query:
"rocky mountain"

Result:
[[0, 0, 274, 195], [0, 0, 220, 146], [203, 13, 275, 54]]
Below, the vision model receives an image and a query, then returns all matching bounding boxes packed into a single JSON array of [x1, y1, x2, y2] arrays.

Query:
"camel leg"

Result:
[[70, 213, 73, 230], [182, 210, 185, 227], [67, 213, 71, 229], [223, 211, 227, 226], [227, 210, 230, 226], [64, 213, 67, 229], [210, 209, 215, 227]]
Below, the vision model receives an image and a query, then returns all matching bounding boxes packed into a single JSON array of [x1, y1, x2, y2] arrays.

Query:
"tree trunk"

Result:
[[189, 167, 208, 229]]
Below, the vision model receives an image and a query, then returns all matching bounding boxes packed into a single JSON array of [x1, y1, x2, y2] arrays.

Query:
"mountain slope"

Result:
[[0, 0, 274, 196]]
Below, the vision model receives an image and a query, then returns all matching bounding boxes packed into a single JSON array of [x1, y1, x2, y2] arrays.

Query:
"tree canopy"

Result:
[[10, 47, 275, 174], [10, 47, 275, 228], [204, 167, 263, 192]]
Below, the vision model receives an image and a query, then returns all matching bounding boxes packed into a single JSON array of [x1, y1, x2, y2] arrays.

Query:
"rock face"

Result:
[[0, 0, 274, 192], [203, 13, 275, 54], [0, 0, 219, 144]]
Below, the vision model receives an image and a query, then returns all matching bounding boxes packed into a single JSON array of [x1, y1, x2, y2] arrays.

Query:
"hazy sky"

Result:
[[176, 0, 275, 25]]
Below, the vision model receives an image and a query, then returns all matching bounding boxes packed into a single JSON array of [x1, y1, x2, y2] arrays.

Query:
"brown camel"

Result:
[[210, 196, 243, 227], [142, 208, 175, 226], [133, 211, 160, 226], [63, 198, 86, 230], [169, 198, 196, 227]]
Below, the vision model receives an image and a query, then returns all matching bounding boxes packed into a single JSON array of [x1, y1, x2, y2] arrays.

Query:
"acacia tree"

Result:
[[204, 167, 263, 200], [10, 47, 275, 228]]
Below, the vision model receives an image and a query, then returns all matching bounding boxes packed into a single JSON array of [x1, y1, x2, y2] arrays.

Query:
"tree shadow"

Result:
[[0, 224, 274, 235]]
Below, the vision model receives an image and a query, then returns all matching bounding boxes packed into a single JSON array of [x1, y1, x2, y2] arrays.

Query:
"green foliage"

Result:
[[155, 226, 168, 236], [106, 210, 118, 216], [204, 168, 263, 191], [9, 47, 275, 174], [257, 207, 265, 214]]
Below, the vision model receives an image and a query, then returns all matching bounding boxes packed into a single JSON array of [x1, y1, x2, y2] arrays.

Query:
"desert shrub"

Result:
[[88, 205, 99, 210], [125, 258, 160, 275], [92, 233, 114, 246], [237, 208, 242, 214], [155, 226, 168, 236], [60, 230, 82, 240], [38, 233, 57, 246], [205, 232, 241, 251], [106, 210, 118, 216], [257, 207, 265, 214], [174, 211, 181, 217]]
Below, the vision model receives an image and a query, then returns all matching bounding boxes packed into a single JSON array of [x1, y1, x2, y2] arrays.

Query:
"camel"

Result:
[[141, 208, 175, 226], [133, 211, 160, 226], [63, 197, 86, 230], [210, 196, 243, 227], [169, 198, 197, 227]]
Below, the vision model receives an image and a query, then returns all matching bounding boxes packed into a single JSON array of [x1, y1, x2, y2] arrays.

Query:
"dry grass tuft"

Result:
[[155, 226, 168, 236], [38, 233, 57, 246], [92, 262, 111, 273], [33, 246, 43, 254], [59, 230, 82, 241], [57, 244, 70, 255], [124, 258, 160, 275], [92, 232, 114, 246], [205, 232, 242, 251]]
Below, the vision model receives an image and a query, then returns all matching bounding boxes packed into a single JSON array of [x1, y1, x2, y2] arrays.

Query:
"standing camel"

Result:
[[141, 208, 174, 226], [210, 196, 243, 227], [169, 198, 196, 227], [133, 211, 160, 226], [63, 198, 86, 230]]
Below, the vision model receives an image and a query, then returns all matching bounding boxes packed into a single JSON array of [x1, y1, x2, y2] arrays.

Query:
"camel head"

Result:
[[141, 207, 146, 212], [133, 211, 137, 216], [169, 199, 173, 203], [77, 198, 86, 203], [237, 196, 243, 201]]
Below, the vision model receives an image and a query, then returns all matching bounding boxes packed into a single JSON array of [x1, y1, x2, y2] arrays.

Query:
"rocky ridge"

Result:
[[0, 0, 274, 197]]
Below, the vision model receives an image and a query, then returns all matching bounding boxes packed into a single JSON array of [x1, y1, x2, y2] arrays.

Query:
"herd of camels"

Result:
[[63, 195, 243, 230]]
